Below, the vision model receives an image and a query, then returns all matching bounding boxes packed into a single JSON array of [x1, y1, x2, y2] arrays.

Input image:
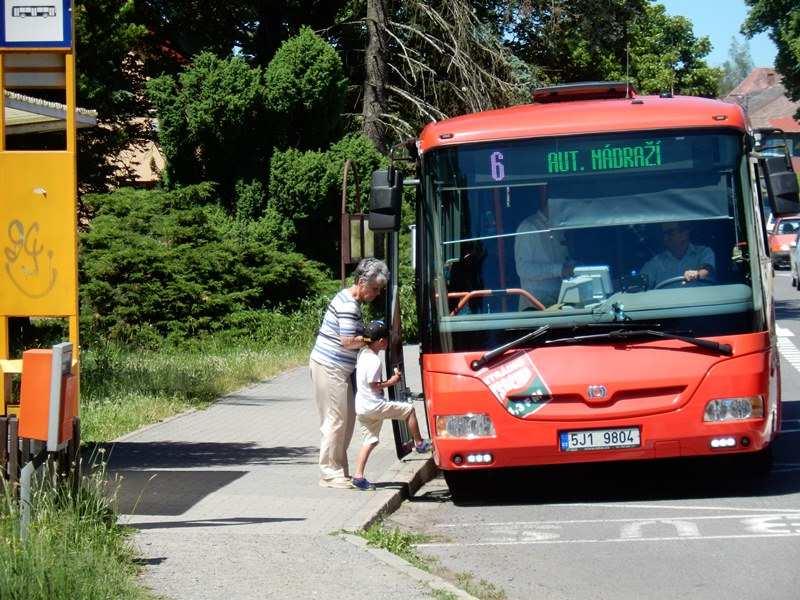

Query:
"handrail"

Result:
[[448, 288, 545, 314]]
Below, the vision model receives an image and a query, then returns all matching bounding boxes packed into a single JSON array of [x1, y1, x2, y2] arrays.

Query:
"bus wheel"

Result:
[[443, 470, 486, 502]]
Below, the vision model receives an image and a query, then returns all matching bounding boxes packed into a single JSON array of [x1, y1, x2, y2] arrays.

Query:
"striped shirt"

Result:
[[310, 289, 364, 371]]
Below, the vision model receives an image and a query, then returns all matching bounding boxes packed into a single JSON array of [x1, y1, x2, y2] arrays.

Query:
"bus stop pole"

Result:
[[19, 448, 47, 541]]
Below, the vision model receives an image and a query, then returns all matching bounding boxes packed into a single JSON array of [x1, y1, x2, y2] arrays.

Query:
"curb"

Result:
[[344, 453, 438, 531], [342, 533, 479, 600]]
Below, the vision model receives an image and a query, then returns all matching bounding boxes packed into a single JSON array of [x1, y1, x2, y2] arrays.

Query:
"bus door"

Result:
[[385, 226, 414, 458], [362, 168, 414, 458]]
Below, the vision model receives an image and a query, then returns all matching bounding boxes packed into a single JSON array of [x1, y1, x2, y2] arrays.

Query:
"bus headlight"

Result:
[[703, 396, 764, 422], [436, 414, 496, 438]]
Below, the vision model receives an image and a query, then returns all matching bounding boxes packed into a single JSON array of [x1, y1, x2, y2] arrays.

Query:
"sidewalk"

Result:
[[105, 346, 445, 600]]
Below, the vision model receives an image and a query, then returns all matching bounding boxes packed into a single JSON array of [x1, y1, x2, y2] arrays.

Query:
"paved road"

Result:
[[389, 274, 800, 600], [107, 352, 433, 600]]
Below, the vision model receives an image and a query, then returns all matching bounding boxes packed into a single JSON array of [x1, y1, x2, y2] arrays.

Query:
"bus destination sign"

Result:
[[546, 140, 662, 174]]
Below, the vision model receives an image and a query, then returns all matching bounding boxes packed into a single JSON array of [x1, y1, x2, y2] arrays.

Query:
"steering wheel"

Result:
[[448, 288, 545, 315], [653, 275, 717, 290]]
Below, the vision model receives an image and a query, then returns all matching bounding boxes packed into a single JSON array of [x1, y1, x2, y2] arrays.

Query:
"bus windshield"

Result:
[[420, 129, 766, 353]]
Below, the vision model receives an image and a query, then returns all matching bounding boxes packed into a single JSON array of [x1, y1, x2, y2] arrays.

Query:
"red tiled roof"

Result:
[[725, 67, 781, 98], [769, 116, 800, 132], [722, 67, 800, 130]]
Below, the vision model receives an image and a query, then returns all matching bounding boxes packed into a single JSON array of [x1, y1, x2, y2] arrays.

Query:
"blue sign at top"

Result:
[[0, 0, 72, 49]]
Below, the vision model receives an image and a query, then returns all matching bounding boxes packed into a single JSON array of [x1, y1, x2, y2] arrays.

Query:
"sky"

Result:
[[660, 0, 778, 67]]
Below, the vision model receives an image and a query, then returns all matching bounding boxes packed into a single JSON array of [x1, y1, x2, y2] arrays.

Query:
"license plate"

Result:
[[559, 427, 640, 452]]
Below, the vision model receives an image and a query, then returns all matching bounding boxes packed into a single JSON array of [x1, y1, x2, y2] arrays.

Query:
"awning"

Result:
[[4, 90, 97, 135]]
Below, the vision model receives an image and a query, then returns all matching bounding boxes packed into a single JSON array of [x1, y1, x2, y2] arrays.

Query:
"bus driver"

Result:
[[640, 222, 715, 288]]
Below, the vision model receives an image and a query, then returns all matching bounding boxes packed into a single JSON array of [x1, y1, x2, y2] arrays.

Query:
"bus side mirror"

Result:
[[761, 156, 800, 217], [369, 169, 402, 232]]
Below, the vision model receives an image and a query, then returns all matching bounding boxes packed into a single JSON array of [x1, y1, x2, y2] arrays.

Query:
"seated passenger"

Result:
[[514, 202, 573, 308], [641, 222, 715, 288]]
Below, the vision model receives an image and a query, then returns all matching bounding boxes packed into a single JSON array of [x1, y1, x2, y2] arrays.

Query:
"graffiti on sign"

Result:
[[4, 219, 57, 298]]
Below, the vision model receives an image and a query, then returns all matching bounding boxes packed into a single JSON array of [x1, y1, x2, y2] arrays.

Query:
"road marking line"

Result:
[[530, 503, 800, 513], [433, 513, 799, 527], [416, 532, 800, 548], [777, 336, 800, 373], [776, 325, 795, 337], [779, 428, 800, 433], [620, 519, 699, 538]]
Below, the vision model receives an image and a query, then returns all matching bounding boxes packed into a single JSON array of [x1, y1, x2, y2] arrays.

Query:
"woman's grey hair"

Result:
[[353, 257, 390, 287]]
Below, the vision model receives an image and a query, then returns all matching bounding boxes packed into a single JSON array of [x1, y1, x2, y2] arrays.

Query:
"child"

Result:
[[352, 320, 431, 491]]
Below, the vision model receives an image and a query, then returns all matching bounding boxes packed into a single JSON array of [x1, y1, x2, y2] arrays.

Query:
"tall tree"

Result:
[[626, 3, 721, 96], [743, 0, 800, 109], [135, 0, 351, 74], [500, 1, 719, 96], [348, 0, 533, 150], [502, 0, 647, 84], [719, 37, 755, 96], [74, 0, 148, 193], [362, 0, 390, 152]]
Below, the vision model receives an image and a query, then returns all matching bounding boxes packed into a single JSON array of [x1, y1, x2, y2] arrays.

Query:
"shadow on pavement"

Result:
[[775, 292, 800, 320], [93, 441, 318, 469], [113, 470, 247, 515], [220, 395, 309, 406], [129, 516, 306, 530]]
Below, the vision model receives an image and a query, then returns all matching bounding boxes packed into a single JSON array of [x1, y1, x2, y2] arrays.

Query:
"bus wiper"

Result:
[[470, 325, 551, 371], [544, 328, 733, 356]]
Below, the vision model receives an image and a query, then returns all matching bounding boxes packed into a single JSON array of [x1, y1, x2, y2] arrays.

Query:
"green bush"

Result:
[[265, 26, 347, 150], [269, 133, 386, 268], [234, 178, 267, 221], [147, 52, 272, 208], [80, 185, 331, 345]]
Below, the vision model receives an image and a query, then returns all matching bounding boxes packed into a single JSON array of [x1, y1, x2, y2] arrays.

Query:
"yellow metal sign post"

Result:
[[0, 0, 78, 416]]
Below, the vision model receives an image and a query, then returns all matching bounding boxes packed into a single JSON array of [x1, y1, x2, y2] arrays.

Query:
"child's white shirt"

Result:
[[355, 348, 386, 414]]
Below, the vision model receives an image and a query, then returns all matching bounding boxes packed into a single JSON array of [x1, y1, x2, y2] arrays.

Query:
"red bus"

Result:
[[369, 82, 800, 496]]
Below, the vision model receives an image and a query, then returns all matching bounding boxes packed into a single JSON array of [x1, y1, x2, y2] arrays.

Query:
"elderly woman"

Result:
[[309, 257, 390, 488]]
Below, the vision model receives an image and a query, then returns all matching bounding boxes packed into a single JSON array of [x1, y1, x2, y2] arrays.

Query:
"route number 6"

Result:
[[490, 151, 505, 181]]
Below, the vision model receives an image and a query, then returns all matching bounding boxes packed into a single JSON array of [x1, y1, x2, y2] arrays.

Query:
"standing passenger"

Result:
[[514, 197, 574, 308], [309, 258, 389, 488]]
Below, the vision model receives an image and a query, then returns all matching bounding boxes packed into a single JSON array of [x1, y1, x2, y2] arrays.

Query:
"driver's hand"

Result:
[[684, 269, 699, 281], [561, 261, 575, 278]]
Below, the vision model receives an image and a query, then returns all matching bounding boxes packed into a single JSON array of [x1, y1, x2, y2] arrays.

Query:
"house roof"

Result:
[[4, 90, 97, 135], [723, 67, 800, 131]]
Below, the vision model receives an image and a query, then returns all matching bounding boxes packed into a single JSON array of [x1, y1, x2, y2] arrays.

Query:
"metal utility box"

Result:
[[18, 342, 75, 450]]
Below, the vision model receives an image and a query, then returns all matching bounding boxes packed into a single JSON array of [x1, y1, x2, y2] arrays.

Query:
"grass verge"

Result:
[[359, 522, 507, 600], [0, 463, 154, 599], [80, 341, 310, 442]]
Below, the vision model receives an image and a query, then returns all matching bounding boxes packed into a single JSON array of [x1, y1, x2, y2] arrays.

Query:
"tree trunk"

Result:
[[363, 0, 389, 153], [252, 3, 287, 67]]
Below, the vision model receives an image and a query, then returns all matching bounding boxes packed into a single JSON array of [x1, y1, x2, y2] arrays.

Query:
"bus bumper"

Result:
[[434, 416, 774, 471]]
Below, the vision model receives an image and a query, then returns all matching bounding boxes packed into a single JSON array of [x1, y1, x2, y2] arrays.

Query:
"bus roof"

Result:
[[418, 95, 746, 154]]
